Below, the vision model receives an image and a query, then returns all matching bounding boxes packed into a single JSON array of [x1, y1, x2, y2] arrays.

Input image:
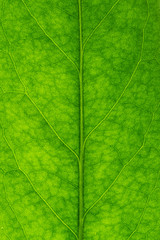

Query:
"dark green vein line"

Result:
[[21, 0, 79, 73], [2, 129, 78, 240], [83, 102, 159, 221]]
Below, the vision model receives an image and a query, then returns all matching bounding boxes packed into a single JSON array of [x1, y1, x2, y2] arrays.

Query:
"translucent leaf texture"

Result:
[[0, 0, 160, 239]]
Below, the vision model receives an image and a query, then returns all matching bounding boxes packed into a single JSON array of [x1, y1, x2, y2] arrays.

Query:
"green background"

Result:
[[0, 0, 160, 239]]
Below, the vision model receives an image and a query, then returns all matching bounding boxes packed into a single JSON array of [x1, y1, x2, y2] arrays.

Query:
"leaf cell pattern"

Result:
[[0, 0, 160, 240]]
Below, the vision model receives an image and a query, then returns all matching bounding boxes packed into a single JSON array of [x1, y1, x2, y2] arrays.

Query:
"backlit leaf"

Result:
[[0, 0, 160, 239]]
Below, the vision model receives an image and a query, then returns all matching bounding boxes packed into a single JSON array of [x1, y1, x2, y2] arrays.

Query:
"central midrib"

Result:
[[78, 0, 84, 239]]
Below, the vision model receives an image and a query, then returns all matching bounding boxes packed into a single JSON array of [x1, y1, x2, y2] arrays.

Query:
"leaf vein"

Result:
[[83, 0, 121, 50], [83, 0, 150, 147], [21, 0, 79, 72], [1, 21, 79, 163], [127, 171, 160, 240], [2, 174, 28, 240], [83, 102, 160, 220], [2, 129, 78, 240]]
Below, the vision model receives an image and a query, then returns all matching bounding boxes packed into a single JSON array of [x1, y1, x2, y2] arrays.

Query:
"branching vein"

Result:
[[83, 102, 159, 221], [2, 129, 78, 240], [83, 0, 121, 50], [1, 22, 79, 163], [127, 171, 160, 240], [2, 173, 28, 240], [83, 0, 149, 148], [21, 0, 79, 73]]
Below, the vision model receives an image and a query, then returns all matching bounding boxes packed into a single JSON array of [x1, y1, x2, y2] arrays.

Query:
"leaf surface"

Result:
[[0, 0, 160, 239]]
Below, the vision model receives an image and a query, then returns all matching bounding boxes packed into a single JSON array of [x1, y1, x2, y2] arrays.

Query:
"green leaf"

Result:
[[0, 0, 160, 239]]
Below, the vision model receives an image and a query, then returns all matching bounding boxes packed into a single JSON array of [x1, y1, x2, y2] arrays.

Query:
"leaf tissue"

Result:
[[0, 0, 160, 239]]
